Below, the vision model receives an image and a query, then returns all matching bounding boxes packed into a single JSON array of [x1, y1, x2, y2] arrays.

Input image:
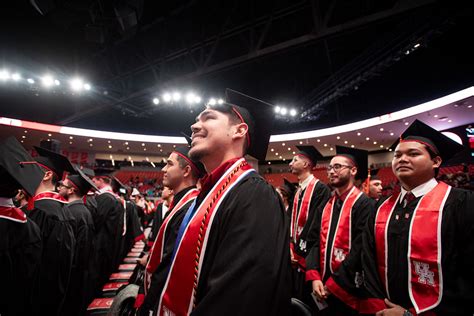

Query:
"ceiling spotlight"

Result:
[[22, 135, 26, 139], [373, 141, 377, 144], [141, 143, 145, 146], [280, 108, 288, 115], [27, 78, 35, 84], [89, 143, 93, 147], [0, 70, 10, 80], [274, 106, 281, 114], [344, 140, 348, 144], [172, 92, 181, 101], [271, 148, 274, 152], [366, 137, 370, 140], [124, 142, 128, 145], [126, 147, 130, 150], [217, 99, 224, 104], [292, 151, 296, 154], [351, 145, 355, 148], [380, 145, 384, 148], [282, 143, 285, 146], [324, 144, 328, 147], [48, 133, 52, 137], [404, 122, 409, 126], [208, 98, 217, 105], [330, 147, 334, 151], [70, 78, 83, 91], [107, 140, 111, 143], [389, 148, 393, 152], [468, 105, 472, 108], [287, 147, 291, 150], [268, 162, 271, 165], [194, 96, 202, 103], [153, 98, 160, 105], [390, 132, 394, 136], [69, 141, 73, 145], [317, 139, 320, 142], [299, 141, 303, 144], [185, 93, 196, 104], [42, 75, 54, 87], [434, 114, 439, 118], [289, 109, 297, 116], [448, 119, 452, 123], [11, 73, 21, 81], [144, 148, 147, 151], [69, 136, 73, 139], [83, 83, 91, 90], [336, 136, 340, 140], [163, 93, 172, 102], [379, 128, 384, 131], [108, 145, 112, 149], [357, 132, 361, 136], [157, 144, 161, 147], [54, 79, 60, 86]]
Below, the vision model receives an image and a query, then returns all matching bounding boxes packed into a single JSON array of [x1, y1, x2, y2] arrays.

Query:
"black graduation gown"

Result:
[[89, 192, 124, 294], [291, 180, 331, 301], [361, 187, 474, 315], [121, 200, 144, 258], [62, 200, 95, 316], [0, 208, 42, 316], [306, 191, 374, 314], [139, 187, 196, 314], [147, 202, 169, 247], [191, 173, 291, 316], [28, 198, 76, 315]]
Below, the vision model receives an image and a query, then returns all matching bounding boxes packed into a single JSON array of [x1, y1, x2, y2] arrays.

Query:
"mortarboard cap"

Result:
[[335, 145, 369, 181], [368, 168, 380, 181], [33, 146, 76, 180], [131, 188, 141, 197], [0, 137, 44, 197], [111, 176, 126, 193], [295, 145, 324, 166], [394, 119, 465, 163], [204, 89, 275, 161], [81, 167, 95, 178], [173, 146, 207, 178], [279, 178, 297, 196], [67, 168, 99, 196]]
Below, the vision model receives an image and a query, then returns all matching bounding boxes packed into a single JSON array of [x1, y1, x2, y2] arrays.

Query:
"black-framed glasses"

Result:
[[326, 164, 352, 172], [57, 181, 72, 189]]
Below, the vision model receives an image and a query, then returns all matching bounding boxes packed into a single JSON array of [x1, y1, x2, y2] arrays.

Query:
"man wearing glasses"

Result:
[[306, 146, 374, 315]]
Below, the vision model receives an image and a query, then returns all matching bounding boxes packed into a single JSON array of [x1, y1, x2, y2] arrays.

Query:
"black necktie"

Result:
[[402, 191, 415, 208]]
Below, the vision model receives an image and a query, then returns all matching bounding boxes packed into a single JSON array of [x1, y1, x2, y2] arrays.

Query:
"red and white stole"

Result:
[[290, 176, 319, 243], [144, 188, 200, 291], [374, 181, 451, 314], [320, 186, 362, 278], [157, 158, 253, 316], [0, 199, 27, 223], [33, 191, 67, 204]]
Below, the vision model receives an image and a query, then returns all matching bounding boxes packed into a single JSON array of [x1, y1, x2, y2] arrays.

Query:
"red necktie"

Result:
[[402, 191, 416, 208]]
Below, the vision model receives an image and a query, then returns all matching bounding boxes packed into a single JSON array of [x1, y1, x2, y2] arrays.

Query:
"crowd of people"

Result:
[[1, 91, 473, 316]]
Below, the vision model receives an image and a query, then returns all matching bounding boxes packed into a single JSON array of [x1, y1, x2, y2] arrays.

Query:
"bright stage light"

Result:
[[275, 106, 281, 113], [70, 78, 83, 91], [84, 83, 91, 90], [186, 93, 196, 104], [209, 98, 217, 105], [0, 70, 10, 80], [163, 93, 172, 102], [11, 73, 21, 81], [27, 78, 35, 84], [42, 75, 54, 87], [172, 92, 181, 101], [217, 99, 224, 104], [153, 98, 160, 105], [290, 109, 297, 116], [54, 79, 60, 86], [194, 96, 202, 103], [280, 108, 288, 115]]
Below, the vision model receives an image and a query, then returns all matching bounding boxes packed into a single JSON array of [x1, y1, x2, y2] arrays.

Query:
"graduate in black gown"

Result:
[[146, 186, 173, 249], [355, 120, 474, 316], [0, 137, 44, 316], [276, 178, 297, 214], [306, 146, 374, 315], [362, 168, 383, 202], [288, 146, 331, 305], [90, 172, 125, 294], [137, 147, 205, 315], [26, 146, 77, 316], [154, 90, 291, 315], [58, 168, 97, 316]]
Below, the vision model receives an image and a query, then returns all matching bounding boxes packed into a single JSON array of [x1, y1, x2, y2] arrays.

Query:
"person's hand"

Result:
[[375, 299, 407, 316], [312, 280, 327, 300], [290, 249, 298, 266], [137, 253, 149, 266]]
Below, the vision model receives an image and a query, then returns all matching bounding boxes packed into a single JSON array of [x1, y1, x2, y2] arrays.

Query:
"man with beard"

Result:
[[356, 120, 474, 315], [288, 146, 331, 306], [26, 146, 77, 316], [137, 147, 205, 315], [155, 90, 291, 315], [147, 186, 173, 249], [306, 146, 374, 315], [0, 137, 44, 316], [58, 168, 97, 316]]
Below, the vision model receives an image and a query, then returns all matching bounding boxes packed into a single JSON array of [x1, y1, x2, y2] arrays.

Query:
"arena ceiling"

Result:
[[0, 0, 473, 136]]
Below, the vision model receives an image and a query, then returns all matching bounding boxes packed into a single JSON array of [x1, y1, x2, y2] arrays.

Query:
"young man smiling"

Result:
[[156, 90, 291, 315]]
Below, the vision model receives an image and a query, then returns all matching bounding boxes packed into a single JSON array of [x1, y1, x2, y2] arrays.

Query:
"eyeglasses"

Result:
[[326, 164, 352, 172], [57, 181, 73, 189]]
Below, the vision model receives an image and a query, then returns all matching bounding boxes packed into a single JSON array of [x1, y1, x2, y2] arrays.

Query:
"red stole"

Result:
[[158, 158, 253, 316], [320, 186, 362, 279], [290, 177, 319, 243], [33, 191, 67, 204], [0, 206, 27, 223], [375, 181, 450, 314], [144, 188, 199, 291]]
